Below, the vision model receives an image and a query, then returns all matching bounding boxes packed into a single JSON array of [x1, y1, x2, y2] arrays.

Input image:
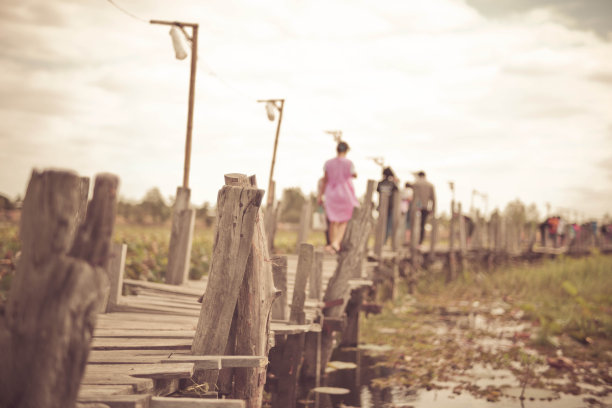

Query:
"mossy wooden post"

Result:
[[270, 244, 312, 408], [271, 255, 288, 320], [296, 200, 312, 252], [191, 174, 264, 388], [232, 175, 281, 407], [447, 200, 457, 282], [166, 187, 195, 285], [0, 170, 118, 408], [321, 186, 374, 375]]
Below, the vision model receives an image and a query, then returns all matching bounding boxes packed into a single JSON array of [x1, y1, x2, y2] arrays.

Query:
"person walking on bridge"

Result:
[[317, 141, 359, 254], [412, 171, 436, 245]]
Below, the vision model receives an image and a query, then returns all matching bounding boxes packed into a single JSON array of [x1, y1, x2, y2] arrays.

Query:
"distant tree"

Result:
[[196, 202, 215, 228], [0, 194, 14, 210], [504, 199, 526, 226], [279, 187, 306, 223], [525, 203, 540, 225], [140, 188, 170, 223]]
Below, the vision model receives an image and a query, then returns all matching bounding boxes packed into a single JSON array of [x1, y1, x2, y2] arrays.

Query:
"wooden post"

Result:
[[0, 170, 118, 408], [374, 189, 390, 259], [340, 288, 363, 347], [271, 255, 288, 320], [232, 175, 280, 408], [458, 203, 467, 270], [320, 183, 375, 374], [391, 190, 402, 251], [428, 215, 438, 264], [102, 242, 127, 313], [309, 249, 324, 301], [290, 244, 314, 325], [296, 200, 312, 252], [191, 175, 264, 386], [166, 187, 196, 285], [448, 200, 456, 282], [270, 244, 312, 408], [264, 180, 277, 252]]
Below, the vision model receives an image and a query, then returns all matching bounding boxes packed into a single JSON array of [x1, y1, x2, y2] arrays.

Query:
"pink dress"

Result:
[[323, 157, 359, 222]]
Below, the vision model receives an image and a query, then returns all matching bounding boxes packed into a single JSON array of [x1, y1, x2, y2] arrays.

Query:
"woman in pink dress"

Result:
[[317, 141, 359, 253]]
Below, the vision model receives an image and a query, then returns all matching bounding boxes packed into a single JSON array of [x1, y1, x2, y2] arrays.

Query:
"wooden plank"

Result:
[[78, 394, 150, 408], [123, 279, 204, 297], [129, 363, 195, 379], [78, 385, 134, 398], [163, 355, 268, 369], [81, 373, 154, 393], [91, 338, 192, 350], [94, 329, 195, 338], [87, 350, 175, 364], [111, 301, 200, 317], [151, 397, 244, 408]]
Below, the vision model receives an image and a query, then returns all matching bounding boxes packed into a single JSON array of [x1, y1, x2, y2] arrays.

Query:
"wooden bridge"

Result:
[[2, 170, 606, 408]]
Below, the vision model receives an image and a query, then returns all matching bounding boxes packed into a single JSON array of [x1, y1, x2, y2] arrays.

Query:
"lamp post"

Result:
[[150, 19, 198, 285], [258, 99, 285, 206], [150, 20, 198, 189]]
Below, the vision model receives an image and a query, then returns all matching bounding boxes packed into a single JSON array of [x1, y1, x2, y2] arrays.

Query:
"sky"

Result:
[[1, 0, 611, 220]]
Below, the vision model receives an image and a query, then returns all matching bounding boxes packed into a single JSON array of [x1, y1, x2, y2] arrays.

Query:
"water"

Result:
[[320, 342, 612, 408]]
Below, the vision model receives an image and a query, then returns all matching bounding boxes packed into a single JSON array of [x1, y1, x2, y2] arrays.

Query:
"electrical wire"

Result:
[[105, 0, 148, 23]]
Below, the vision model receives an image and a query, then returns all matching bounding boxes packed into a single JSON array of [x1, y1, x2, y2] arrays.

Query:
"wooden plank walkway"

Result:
[[79, 251, 373, 407]]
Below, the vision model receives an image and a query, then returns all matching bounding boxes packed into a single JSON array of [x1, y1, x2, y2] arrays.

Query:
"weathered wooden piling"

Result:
[[374, 188, 390, 259], [0, 170, 118, 408], [296, 200, 313, 252], [448, 200, 457, 281], [321, 183, 374, 374], [271, 255, 288, 320], [191, 175, 264, 390], [101, 241, 127, 313], [166, 187, 196, 285], [269, 243, 313, 408]]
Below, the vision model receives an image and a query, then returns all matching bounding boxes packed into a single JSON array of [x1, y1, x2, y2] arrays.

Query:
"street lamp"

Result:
[[150, 19, 198, 189], [150, 19, 199, 286], [258, 99, 285, 206]]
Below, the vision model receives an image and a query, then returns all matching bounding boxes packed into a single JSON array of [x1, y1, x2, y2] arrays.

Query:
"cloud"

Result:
[[589, 71, 612, 86], [464, 0, 612, 39]]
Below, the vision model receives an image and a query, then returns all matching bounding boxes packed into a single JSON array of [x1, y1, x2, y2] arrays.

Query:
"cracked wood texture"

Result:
[[0, 170, 118, 408], [214, 174, 280, 408], [191, 175, 264, 392]]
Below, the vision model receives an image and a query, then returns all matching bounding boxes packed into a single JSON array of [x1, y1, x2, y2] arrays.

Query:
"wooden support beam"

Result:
[[102, 242, 127, 313], [0, 170, 118, 408], [151, 397, 245, 408], [231, 175, 280, 407], [271, 256, 288, 320], [290, 243, 314, 325], [296, 200, 312, 252], [308, 249, 323, 301], [191, 175, 264, 387], [166, 187, 195, 285]]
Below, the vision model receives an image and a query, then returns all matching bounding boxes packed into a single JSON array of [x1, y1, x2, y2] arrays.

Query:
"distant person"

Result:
[[317, 141, 359, 254], [411, 171, 436, 245], [401, 182, 413, 243], [376, 167, 398, 244]]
